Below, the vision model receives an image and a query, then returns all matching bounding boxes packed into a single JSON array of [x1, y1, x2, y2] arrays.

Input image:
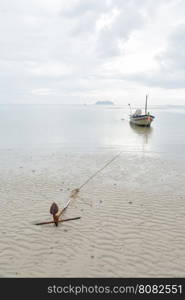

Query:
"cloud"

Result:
[[122, 70, 185, 89], [0, 0, 185, 104], [61, 0, 109, 17], [31, 88, 55, 96], [157, 23, 185, 70], [96, 4, 145, 58], [122, 21, 185, 89]]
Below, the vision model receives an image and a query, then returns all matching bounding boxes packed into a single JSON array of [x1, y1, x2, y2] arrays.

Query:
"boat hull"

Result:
[[130, 115, 155, 126]]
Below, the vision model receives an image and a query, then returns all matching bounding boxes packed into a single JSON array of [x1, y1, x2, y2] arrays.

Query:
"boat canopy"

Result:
[[133, 109, 142, 116]]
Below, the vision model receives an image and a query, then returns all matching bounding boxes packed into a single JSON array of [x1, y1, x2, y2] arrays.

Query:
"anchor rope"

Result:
[[78, 150, 122, 191], [67, 150, 123, 206]]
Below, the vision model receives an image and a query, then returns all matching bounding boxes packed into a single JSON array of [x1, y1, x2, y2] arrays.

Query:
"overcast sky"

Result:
[[1, 0, 185, 105]]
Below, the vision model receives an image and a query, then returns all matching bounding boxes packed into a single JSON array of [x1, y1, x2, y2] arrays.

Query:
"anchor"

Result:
[[35, 202, 81, 226], [35, 151, 123, 227]]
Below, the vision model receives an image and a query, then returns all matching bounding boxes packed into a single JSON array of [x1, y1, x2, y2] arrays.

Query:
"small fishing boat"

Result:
[[128, 95, 155, 127]]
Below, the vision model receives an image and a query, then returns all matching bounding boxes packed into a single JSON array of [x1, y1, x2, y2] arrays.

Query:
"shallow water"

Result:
[[0, 104, 185, 157]]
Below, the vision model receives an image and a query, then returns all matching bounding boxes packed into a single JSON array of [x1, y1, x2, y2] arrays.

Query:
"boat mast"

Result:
[[128, 103, 132, 115], [145, 94, 148, 114]]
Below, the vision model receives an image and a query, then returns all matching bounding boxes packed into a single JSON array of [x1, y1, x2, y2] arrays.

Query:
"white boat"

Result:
[[128, 95, 155, 127]]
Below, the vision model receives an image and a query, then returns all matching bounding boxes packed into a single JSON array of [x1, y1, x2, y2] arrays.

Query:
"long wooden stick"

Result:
[[35, 216, 81, 226], [55, 191, 79, 220]]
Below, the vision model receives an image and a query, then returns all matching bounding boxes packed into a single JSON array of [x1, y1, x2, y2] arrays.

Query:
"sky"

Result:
[[0, 0, 185, 105]]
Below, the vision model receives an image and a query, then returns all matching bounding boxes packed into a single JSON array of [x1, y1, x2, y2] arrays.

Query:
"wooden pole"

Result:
[[53, 214, 59, 226], [145, 94, 148, 115], [128, 103, 132, 115], [35, 217, 81, 226], [55, 189, 79, 220]]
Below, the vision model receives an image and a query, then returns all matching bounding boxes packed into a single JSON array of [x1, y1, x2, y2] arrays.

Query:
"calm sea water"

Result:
[[0, 104, 185, 157]]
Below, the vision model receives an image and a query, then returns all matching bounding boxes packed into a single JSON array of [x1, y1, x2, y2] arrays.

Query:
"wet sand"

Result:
[[0, 148, 185, 277]]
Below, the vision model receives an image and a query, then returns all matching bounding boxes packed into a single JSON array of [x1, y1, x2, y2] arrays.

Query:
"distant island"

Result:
[[95, 101, 114, 105]]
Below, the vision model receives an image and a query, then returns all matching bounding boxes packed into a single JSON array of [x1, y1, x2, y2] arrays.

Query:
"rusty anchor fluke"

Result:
[[50, 202, 59, 226]]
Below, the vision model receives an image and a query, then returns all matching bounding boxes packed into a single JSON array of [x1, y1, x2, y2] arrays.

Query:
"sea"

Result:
[[0, 104, 185, 158]]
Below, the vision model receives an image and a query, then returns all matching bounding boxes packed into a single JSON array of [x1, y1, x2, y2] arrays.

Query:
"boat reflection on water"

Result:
[[129, 122, 153, 145]]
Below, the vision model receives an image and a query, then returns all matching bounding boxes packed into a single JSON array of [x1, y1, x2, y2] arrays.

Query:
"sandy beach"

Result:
[[1, 147, 185, 277]]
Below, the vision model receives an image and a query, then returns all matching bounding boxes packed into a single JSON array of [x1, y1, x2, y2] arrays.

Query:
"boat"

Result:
[[128, 95, 155, 127]]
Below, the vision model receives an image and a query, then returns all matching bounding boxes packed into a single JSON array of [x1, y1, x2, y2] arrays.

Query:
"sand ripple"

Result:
[[1, 150, 185, 277]]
